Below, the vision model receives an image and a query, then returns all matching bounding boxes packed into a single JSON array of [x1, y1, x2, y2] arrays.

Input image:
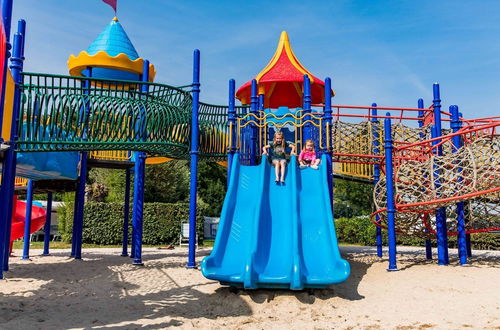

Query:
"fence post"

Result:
[[371, 103, 383, 257], [384, 112, 398, 271], [187, 50, 200, 269], [432, 83, 449, 265]]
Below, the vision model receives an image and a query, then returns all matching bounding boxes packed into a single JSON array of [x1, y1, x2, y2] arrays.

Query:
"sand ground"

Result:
[[0, 246, 498, 330]]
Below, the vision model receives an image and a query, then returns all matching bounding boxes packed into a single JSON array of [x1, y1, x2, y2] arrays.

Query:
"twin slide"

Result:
[[201, 154, 350, 289]]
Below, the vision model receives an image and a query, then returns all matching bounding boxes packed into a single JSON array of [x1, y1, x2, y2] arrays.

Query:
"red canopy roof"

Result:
[[236, 31, 334, 108]]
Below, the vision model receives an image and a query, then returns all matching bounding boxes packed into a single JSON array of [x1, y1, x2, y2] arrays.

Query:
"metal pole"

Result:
[[249, 79, 258, 165], [458, 110, 472, 257], [0, 0, 14, 278], [450, 105, 467, 265], [121, 168, 131, 256], [21, 179, 34, 260], [384, 112, 398, 271], [42, 192, 53, 256], [258, 93, 264, 110], [371, 103, 383, 257], [324, 77, 333, 206], [418, 98, 432, 260], [0, 0, 14, 135], [227, 79, 236, 187], [131, 60, 150, 266], [432, 83, 449, 265], [302, 74, 311, 143], [1, 21, 25, 277], [187, 50, 200, 269], [73, 67, 92, 260]]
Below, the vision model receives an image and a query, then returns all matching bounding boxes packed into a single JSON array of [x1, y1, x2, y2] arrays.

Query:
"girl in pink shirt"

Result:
[[299, 139, 320, 169]]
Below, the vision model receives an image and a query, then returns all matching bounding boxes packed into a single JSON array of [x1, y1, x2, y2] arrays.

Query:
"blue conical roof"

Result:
[[86, 17, 139, 60]]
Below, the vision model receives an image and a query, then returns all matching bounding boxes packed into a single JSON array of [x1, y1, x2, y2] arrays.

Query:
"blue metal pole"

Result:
[[418, 99, 432, 260], [384, 112, 398, 271], [131, 60, 150, 266], [1, 0, 13, 41], [73, 154, 87, 260], [0, 0, 14, 136], [21, 179, 34, 260], [121, 168, 131, 257], [323, 77, 333, 206], [1, 21, 25, 277], [187, 50, 200, 269], [258, 93, 264, 110], [227, 79, 236, 187], [432, 83, 449, 265], [371, 103, 383, 258], [70, 190, 79, 257], [450, 105, 467, 265], [249, 79, 258, 165], [42, 192, 53, 256], [73, 67, 92, 260], [132, 154, 145, 265], [458, 110, 472, 258], [303, 74, 312, 143]]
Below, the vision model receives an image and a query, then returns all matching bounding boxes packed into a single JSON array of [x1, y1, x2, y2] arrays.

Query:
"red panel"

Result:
[[0, 10, 7, 101]]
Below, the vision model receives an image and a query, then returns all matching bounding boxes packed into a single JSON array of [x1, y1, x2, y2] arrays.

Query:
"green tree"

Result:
[[333, 178, 373, 217], [197, 162, 227, 217]]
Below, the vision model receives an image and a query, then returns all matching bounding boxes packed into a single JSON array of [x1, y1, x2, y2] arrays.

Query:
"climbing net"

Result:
[[373, 122, 500, 237]]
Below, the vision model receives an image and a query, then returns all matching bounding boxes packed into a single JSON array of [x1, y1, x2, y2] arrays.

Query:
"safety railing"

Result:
[[234, 110, 327, 161], [17, 72, 192, 157]]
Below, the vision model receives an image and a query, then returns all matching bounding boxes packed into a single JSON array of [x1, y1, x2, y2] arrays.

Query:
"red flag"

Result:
[[102, 0, 117, 13]]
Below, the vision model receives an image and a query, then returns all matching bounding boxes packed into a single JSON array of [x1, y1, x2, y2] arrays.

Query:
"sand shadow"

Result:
[[204, 246, 373, 303], [0, 249, 252, 329]]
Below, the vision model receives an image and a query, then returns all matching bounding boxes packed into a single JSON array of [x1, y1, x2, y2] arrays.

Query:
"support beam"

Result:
[[42, 192, 53, 256]]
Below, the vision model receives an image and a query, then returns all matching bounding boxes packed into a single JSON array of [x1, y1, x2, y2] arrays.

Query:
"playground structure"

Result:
[[0, 0, 498, 285]]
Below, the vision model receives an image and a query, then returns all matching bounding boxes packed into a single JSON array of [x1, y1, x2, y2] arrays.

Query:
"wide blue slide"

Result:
[[201, 153, 350, 289]]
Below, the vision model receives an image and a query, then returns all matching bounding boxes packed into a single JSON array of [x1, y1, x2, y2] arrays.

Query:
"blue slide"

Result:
[[201, 153, 350, 289]]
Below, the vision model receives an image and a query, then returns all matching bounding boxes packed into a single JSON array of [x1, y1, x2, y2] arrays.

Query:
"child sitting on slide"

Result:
[[262, 131, 296, 184], [299, 139, 320, 169]]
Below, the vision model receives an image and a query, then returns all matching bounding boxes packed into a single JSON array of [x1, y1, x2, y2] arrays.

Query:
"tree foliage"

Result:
[[333, 178, 373, 218]]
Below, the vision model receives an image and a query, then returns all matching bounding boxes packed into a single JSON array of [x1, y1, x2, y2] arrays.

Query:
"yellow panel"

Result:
[[89, 150, 132, 161], [145, 157, 172, 165], [1, 70, 14, 141], [216, 161, 228, 168]]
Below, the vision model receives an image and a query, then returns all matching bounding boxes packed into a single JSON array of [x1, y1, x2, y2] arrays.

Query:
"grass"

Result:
[[12, 240, 216, 250]]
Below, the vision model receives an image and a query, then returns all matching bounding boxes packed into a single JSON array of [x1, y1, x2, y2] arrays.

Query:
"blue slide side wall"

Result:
[[201, 153, 350, 289]]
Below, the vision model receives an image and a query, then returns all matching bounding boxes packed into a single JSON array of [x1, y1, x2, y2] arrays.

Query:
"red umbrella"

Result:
[[236, 31, 334, 108]]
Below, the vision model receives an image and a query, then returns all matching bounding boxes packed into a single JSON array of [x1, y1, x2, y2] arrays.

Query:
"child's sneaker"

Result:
[[311, 164, 319, 170], [299, 164, 308, 169]]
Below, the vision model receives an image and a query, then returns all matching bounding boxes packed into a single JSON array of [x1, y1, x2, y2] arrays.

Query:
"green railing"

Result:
[[16, 72, 248, 161]]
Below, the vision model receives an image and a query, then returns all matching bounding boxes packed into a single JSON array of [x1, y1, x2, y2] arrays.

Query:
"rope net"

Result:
[[373, 124, 500, 237]]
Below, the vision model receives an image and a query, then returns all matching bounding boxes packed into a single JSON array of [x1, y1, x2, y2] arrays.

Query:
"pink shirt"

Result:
[[299, 150, 317, 162]]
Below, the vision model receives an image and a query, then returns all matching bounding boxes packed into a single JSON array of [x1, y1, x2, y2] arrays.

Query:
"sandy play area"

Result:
[[0, 246, 498, 329]]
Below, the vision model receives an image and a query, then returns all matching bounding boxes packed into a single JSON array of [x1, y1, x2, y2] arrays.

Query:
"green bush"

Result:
[[334, 215, 499, 250], [58, 202, 205, 245]]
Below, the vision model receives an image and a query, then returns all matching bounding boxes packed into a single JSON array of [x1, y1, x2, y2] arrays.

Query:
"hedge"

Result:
[[58, 202, 205, 245], [57, 203, 499, 250], [335, 215, 499, 250]]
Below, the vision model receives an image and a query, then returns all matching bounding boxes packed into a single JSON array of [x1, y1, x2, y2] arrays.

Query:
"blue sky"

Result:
[[11, 0, 500, 119]]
